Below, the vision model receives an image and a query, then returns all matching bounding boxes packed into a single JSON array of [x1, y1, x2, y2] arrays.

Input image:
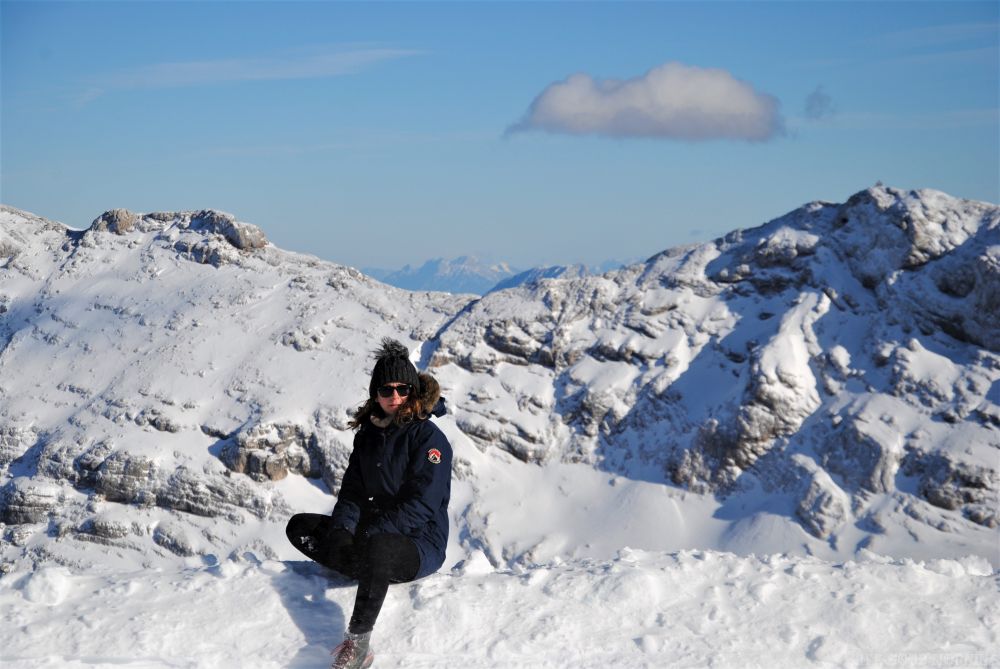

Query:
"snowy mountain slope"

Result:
[[0, 206, 474, 573], [0, 186, 997, 582], [427, 185, 1000, 564]]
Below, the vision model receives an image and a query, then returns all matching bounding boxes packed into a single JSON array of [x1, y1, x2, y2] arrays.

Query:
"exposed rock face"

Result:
[[89, 451, 281, 520], [0, 477, 63, 524], [90, 209, 139, 235], [0, 426, 36, 472], [80, 513, 134, 540], [820, 416, 902, 495], [0, 431, 285, 538], [728, 292, 826, 469], [160, 466, 279, 519], [84, 207, 268, 269], [0, 237, 21, 259], [795, 468, 851, 539], [904, 452, 998, 528], [188, 210, 268, 251], [168, 211, 270, 267], [152, 521, 195, 556], [86, 208, 268, 250], [93, 451, 159, 506], [921, 245, 1000, 351], [217, 422, 324, 482], [281, 328, 325, 352]]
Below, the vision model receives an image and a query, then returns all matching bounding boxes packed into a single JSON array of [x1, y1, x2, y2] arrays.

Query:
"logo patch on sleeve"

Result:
[[427, 448, 442, 464]]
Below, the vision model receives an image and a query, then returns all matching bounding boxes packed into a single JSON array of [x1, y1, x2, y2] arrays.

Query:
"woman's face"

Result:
[[376, 382, 411, 416]]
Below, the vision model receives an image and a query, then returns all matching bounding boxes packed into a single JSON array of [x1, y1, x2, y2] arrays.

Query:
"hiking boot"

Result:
[[331, 630, 373, 669]]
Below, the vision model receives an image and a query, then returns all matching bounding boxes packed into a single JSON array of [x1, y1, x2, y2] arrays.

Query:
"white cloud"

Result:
[[507, 62, 784, 142], [77, 45, 419, 104]]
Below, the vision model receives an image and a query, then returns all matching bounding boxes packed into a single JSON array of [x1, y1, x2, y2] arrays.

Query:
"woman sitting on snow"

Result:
[[286, 338, 452, 669]]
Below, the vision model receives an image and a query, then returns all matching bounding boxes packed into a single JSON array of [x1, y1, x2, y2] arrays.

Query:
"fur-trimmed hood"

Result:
[[414, 372, 443, 417]]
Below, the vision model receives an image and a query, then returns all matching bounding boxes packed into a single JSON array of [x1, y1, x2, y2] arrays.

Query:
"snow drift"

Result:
[[3, 549, 995, 668]]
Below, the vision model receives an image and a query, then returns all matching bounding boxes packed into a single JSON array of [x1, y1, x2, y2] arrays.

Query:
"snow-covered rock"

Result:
[[427, 184, 999, 558], [0, 186, 997, 583]]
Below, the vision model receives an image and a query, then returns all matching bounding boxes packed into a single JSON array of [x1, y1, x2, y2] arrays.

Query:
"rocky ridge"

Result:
[[427, 186, 999, 544], [0, 186, 997, 573]]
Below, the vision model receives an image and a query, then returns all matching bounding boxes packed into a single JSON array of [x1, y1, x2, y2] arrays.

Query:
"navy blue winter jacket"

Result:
[[330, 412, 452, 579]]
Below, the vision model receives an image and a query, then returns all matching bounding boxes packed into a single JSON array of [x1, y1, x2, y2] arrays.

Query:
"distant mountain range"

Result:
[[363, 256, 631, 295]]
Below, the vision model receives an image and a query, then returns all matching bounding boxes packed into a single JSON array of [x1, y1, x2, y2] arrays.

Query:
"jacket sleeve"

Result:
[[330, 433, 366, 534], [369, 422, 451, 536]]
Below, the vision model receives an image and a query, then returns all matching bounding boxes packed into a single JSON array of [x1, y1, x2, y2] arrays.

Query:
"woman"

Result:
[[286, 338, 452, 669]]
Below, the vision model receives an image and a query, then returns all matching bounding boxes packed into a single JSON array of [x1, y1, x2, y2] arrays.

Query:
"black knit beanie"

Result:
[[369, 338, 421, 398]]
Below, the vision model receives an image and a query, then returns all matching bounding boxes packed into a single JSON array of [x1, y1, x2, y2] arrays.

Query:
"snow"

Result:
[[2, 550, 996, 668], [753, 291, 827, 418], [1, 188, 999, 667]]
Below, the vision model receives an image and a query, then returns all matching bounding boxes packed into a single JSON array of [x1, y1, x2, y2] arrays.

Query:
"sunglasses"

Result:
[[376, 384, 412, 398]]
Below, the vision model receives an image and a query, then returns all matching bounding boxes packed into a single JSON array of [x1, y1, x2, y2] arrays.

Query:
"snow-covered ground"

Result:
[[4, 548, 996, 668]]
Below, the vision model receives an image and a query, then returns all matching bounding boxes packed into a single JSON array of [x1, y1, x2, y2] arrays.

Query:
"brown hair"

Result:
[[348, 372, 441, 430]]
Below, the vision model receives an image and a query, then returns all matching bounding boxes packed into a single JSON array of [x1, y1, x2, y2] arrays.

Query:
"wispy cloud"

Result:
[[874, 21, 999, 51], [867, 21, 999, 68], [787, 107, 999, 132], [506, 62, 784, 142], [793, 22, 999, 71], [885, 45, 999, 67], [76, 44, 420, 104], [196, 130, 494, 159], [804, 86, 835, 121]]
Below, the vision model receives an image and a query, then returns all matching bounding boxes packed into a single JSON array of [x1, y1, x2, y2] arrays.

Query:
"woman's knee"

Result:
[[286, 513, 333, 557], [285, 513, 304, 538], [365, 532, 406, 555], [363, 533, 420, 581], [288, 512, 333, 534]]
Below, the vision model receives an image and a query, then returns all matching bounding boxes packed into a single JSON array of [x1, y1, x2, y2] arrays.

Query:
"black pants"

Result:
[[285, 512, 420, 634]]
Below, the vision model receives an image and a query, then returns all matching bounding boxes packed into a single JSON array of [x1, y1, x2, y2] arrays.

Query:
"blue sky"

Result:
[[2, 1, 998, 270]]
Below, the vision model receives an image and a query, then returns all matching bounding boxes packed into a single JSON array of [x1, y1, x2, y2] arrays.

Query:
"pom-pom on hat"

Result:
[[369, 337, 421, 398]]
